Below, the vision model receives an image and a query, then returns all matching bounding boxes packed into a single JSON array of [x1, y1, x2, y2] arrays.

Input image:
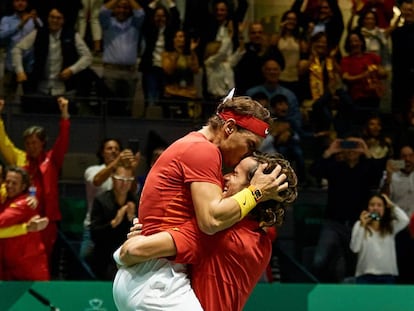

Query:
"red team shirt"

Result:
[[139, 132, 223, 235], [168, 219, 272, 311], [138, 131, 271, 311]]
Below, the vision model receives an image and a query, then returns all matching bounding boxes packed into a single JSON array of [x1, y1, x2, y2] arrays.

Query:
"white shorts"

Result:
[[113, 258, 203, 311]]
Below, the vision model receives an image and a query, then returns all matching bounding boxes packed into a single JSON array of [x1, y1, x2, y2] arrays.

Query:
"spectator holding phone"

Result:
[[381, 144, 414, 283], [310, 135, 384, 282], [81, 138, 139, 263], [350, 194, 408, 284]]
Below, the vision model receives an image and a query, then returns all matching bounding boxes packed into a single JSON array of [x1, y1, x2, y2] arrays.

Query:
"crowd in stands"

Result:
[[0, 0, 414, 286]]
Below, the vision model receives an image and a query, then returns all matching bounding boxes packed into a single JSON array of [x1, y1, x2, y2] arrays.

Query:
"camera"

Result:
[[127, 139, 140, 154], [369, 212, 381, 221], [340, 140, 358, 149]]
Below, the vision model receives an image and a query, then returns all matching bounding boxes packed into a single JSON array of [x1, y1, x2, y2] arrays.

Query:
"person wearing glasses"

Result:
[[89, 162, 137, 280]]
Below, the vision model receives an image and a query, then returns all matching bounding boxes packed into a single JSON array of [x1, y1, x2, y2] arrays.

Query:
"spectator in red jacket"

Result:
[[0, 166, 49, 280], [0, 97, 70, 263]]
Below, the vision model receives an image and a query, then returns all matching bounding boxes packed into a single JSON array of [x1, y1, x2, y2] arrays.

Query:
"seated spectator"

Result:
[[341, 30, 387, 126], [99, 0, 145, 116], [0, 0, 42, 102], [350, 194, 408, 284], [11, 6, 92, 114], [161, 29, 200, 118], [247, 58, 302, 138], [250, 91, 270, 109], [90, 162, 138, 280], [260, 94, 306, 185], [0, 166, 49, 280], [140, 0, 180, 107]]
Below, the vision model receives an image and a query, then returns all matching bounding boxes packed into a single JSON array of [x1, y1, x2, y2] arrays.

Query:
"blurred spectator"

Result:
[[310, 136, 384, 282], [341, 30, 387, 126], [90, 162, 138, 280], [0, 97, 69, 264], [161, 29, 200, 118], [77, 0, 103, 54], [234, 21, 284, 95], [247, 58, 301, 137], [81, 138, 122, 261], [0, 166, 49, 280], [140, 1, 180, 107], [347, 9, 393, 68], [305, 0, 344, 51], [99, 0, 145, 116], [199, 0, 247, 55], [201, 1, 244, 99], [391, 0, 414, 120], [0, 0, 42, 101], [203, 27, 244, 99], [361, 114, 393, 163], [397, 95, 414, 147], [350, 193, 408, 284], [259, 94, 306, 185], [12, 6, 92, 113], [352, 0, 395, 29], [381, 144, 414, 283], [274, 9, 308, 100], [29, 0, 83, 30], [298, 32, 351, 138]]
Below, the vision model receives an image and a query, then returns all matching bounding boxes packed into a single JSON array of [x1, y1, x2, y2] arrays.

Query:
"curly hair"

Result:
[[207, 95, 273, 132], [247, 152, 298, 227]]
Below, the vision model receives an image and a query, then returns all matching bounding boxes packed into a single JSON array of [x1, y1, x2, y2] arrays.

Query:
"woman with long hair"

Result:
[[350, 193, 409, 284]]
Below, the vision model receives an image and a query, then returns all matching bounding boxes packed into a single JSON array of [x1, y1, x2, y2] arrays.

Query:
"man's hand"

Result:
[[16, 72, 27, 83], [250, 163, 288, 202], [126, 202, 136, 221], [120, 149, 139, 169], [111, 207, 127, 228], [0, 99, 4, 114], [57, 96, 70, 119], [59, 68, 73, 80], [127, 217, 142, 239], [26, 195, 38, 209], [27, 215, 49, 232]]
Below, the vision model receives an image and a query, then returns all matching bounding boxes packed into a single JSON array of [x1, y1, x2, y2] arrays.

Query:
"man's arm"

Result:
[[49, 98, 70, 169], [118, 231, 176, 266], [11, 29, 37, 79], [65, 33, 93, 77], [192, 164, 287, 235], [0, 100, 26, 166], [0, 215, 48, 238]]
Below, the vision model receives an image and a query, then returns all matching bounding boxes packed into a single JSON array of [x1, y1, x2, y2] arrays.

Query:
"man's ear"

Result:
[[224, 119, 236, 136]]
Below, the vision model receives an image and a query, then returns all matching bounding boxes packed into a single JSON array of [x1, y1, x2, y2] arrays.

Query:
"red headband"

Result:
[[218, 110, 269, 138]]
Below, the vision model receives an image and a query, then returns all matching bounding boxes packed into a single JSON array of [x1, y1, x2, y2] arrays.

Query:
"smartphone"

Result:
[[390, 159, 405, 170], [340, 140, 358, 149], [128, 139, 140, 154]]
